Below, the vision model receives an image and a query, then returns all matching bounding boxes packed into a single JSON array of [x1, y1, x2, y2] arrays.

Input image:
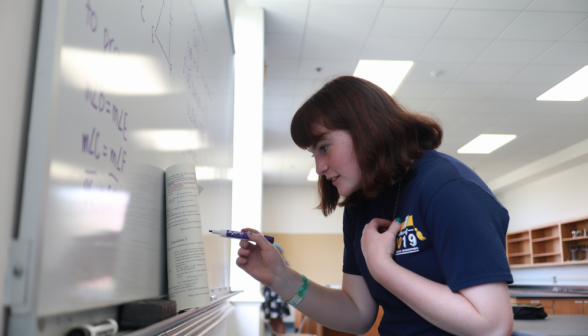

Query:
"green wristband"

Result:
[[287, 274, 309, 306]]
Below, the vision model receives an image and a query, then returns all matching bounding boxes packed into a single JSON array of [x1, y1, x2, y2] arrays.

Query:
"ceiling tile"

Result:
[[515, 101, 570, 115], [305, 4, 380, 37], [429, 98, 481, 112], [445, 124, 489, 139], [248, 0, 308, 4], [499, 12, 588, 41], [562, 19, 588, 42], [491, 83, 552, 101], [265, 34, 304, 58], [457, 110, 511, 127], [534, 42, 588, 65], [296, 59, 356, 79], [264, 94, 293, 110], [265, 58, 300, 78], [293, 78, 324, 97], [455, 0, 532, 10], [259, 1, 588, 186], [262, 3, 309, 34], [311, 0, 382, 5], [562, 99, 588, 115], [418, 39, 493, 62], [527, 0, 588, 12], [383, 0, 457, 8], [301, 33, 364, 59], [264, 78, 297, 95], [371, 8, 450, 38], [393, 97, 436, 111], [394, 81, 452, 98], [433, 110, 472, 128], [291, 95, 312, 110], [472, 100, 530, 115], [457, 64, 525, 83], [360, 37, 429, 60], [476, 40, 553, 64], [510, 64, 582, 84], [441, 83, 502, 99], [482, 122, 528, 135], [404, 62, 469, 82], [435, 10, 519, 39]]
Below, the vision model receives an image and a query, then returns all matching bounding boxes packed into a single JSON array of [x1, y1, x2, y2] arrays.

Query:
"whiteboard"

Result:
[[16, 0, 234, 317]]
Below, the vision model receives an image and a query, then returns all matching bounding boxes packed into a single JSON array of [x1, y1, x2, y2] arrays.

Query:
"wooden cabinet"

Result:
[[294, 309, 355, 336], [561, 219, 588, 263], [513, 298, 588, 315], [554, 300, 584, 315], [294, 306, 384, 336], [507, 216, 588, 268], [515, 298, 554, 315], [506, 230, 531, 266], [531, 224, 562, 264]]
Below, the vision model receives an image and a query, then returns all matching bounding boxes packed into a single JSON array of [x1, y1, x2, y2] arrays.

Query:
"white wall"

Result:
[[496, 161, 588, 285], [497, 160, 588, 232], [0, 0, 39, 332], [262, 185, 344, 234]]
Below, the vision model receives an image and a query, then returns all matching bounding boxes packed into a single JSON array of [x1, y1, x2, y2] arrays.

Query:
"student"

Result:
[[237, 76, 514, 336]]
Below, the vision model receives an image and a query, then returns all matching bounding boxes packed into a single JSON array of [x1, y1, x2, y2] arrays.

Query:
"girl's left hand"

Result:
[[361, 218, 402, 274]]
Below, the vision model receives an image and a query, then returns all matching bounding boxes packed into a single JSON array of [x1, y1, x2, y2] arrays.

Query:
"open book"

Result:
[[164, 163, 210, 311]]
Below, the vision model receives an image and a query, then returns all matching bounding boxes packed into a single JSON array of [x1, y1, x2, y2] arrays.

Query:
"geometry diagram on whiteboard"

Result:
[[152, 0, 173, 74]]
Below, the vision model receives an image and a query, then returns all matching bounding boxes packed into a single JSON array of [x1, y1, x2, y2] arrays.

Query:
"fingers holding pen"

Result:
[[238, 244, 251, 257], [236, 243, 251, 266]]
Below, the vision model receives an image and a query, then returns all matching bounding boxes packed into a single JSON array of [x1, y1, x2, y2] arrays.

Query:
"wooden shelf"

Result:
[[508, 252, 531, 257], [508, 237, 530, 243], [507, 217, 588, 268], [511, 259, 588, 268], [532, 235, 559, 243], [533, 252, 561, 257], [562, 236, 588, 242]]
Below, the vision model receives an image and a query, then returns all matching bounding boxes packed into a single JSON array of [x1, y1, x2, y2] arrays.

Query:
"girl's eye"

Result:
[[320, 145, 328, 153]]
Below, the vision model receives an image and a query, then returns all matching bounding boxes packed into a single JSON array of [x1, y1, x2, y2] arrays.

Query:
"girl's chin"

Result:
[[335, 186, 360, 197]]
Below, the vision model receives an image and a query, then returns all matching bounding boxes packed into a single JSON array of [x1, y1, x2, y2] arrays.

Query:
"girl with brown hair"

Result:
[[237, 76, 513, 336]]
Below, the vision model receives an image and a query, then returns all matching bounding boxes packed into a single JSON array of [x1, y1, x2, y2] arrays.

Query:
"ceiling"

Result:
[[246, 0, 588, 191]]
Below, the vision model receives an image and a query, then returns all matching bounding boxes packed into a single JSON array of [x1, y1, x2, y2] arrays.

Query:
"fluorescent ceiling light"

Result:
[[353, 60, 413, 95], [458, 134, 516, 154], [537, 65, 588, 101], [307, 168, 319, 182]]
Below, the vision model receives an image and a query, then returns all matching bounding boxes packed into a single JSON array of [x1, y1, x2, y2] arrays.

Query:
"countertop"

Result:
[[509, 285, 588, 299], [512, 315, 588, 336], [510, 290, 588, 298]]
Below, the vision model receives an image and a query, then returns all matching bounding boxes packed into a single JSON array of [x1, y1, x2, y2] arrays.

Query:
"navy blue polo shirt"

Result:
[[343, 150, 513, 336]]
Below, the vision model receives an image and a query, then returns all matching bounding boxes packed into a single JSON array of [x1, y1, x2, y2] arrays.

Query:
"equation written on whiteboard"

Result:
[[80, 0, 217, 180], [85, 83, 127, 142], [81, 0, 132, 192]]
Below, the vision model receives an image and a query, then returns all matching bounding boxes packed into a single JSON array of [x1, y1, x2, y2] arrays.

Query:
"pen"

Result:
[[209, 229, 275, 244]]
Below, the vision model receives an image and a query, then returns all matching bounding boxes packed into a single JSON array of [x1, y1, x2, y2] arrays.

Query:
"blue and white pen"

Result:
[[209, 229, 275, 244]]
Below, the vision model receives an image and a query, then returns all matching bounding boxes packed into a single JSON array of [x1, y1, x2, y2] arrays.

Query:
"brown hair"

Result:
[[291, 76, 443, 216]]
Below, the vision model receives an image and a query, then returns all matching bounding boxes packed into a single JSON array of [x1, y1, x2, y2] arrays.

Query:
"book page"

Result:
[[165, 163, 210, 311]]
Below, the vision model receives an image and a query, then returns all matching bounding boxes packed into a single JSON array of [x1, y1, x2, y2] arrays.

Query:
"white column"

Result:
[[230, 3, 265, 336]]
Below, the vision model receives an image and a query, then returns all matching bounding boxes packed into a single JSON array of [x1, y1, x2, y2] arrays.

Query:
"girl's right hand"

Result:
[[236, 228, 287, 287]]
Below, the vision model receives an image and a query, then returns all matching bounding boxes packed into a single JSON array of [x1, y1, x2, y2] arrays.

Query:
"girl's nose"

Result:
[[315, 158, 327, 176]]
